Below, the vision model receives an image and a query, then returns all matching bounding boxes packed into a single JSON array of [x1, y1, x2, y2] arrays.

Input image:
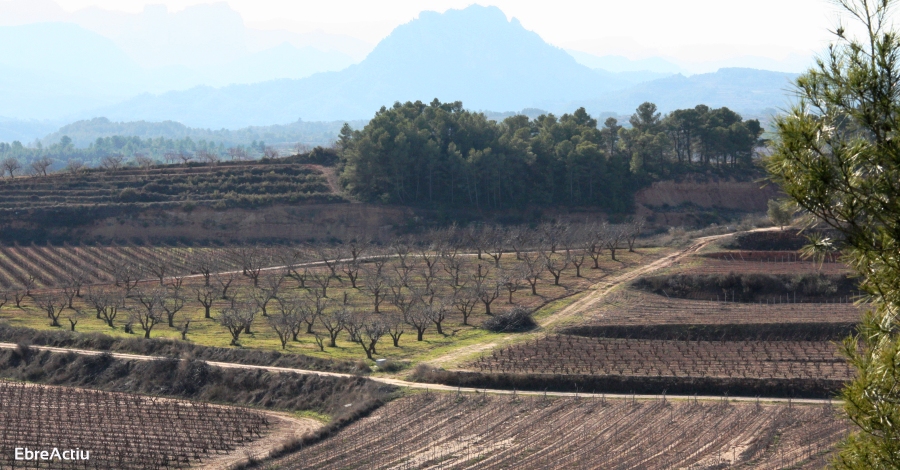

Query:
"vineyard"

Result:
[[270, 392, 848, 469], [0, 381, 272, 469], [0, 161, 341, 213], [469, 335, 852, 381], [678, 251, 849, 275], [0, 244, 203, 289], [584, 289, 862, 325]]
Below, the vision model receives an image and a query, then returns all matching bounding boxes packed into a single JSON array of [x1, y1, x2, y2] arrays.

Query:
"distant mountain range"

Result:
[[92, 5, 798, 129], [0, 4, 801, 141]]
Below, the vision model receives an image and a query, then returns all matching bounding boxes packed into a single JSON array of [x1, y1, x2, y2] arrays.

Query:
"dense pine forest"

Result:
[[0, 99, 764, 216], [337, 100, 763, 212]]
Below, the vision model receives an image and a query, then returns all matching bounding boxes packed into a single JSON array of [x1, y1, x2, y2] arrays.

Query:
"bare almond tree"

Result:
[[346, 312, 387, 359], [391, 237, 412, 270], [451, 285, 479, 326], [197, 150, 220, 164], [2, 157, 21, 178], [465, 225, 486, 259], [189, 285, 215, 319], [263, 147, 280, 159], [66, 308, 83, 331], [275, 246, 302, 284], [569, 248, 587, 277], [338, 242, 367, 289], [315, 246, 343, 281], [425, 299, 450, 335], [112, 261, 143, 295], [254, 269, 287, 315], [341, 259, 363, 289], [29, 157, 52, 176], [309, 270, 334, 298], [363, 265, 389, 313], [134, 153, 153, 170], [227, 147, 246, 161], [299, 290, 330, 334], [61, 275, 85, 309], [219, 301, 257, 346], [144, 255, 171, 286], [586, 224, 607, 270], [161, 286, 186, 327], [180, 320, 191, 340], [475, 276, 501, 316], [441, 247, 465, 286], [65, 159, 84, 175], [319, 303, 349, 347], [418, 243, 441, 283], [35, 293, 66, 327], [508, 226, 532, 260], [486, 225, 508, 266], [522, 252, 543, 295], [626, 217, 646, 252], [100, 154, 124, 171], [187, 250, 219, 287], [11, 287, 26, 308], [215, 270, 239, 300], [543, 251, 571, 286], [268, 299, 303, 349], [15, 274, 36, 298], [405, 301, 431, 341], [502, 267, 523, 303], [605, 223, 628, 261], [384, 312, 405, 347], [133, 288, 165, 338], [229, 245, 270, 287], [86, 286, 126, 328]]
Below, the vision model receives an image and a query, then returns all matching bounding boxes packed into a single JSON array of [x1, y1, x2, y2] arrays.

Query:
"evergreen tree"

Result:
[[766, 1, 900, 467]]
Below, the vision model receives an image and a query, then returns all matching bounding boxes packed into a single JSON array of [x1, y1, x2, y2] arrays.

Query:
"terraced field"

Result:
[[0, 381, 279, 469], [470, 335, 851, 381], [0, 161, 338, 211], [677, 251, 849, 275], [270, 392, 848, 470], [584, 289, 862, 326]]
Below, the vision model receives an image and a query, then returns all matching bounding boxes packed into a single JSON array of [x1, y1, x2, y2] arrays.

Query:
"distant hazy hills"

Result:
[[95, 5, 797, 129], [0, 4, 801, 142], [39, 117, 369, 149], [576, 68, 796, 120]]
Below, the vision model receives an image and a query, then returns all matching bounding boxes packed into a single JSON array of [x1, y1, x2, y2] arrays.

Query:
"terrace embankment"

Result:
[[634, 179, 781, 226]]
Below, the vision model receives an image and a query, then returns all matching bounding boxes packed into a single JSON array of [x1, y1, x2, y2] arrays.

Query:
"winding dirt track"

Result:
[[0, 341, 831, 404], [540, 230, 755, 329]]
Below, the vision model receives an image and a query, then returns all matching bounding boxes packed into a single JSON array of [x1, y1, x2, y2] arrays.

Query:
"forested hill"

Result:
[[337, 100, 763, 213]]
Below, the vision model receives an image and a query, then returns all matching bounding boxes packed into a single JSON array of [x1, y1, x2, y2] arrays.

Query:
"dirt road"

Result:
[[0, 331, 830, 406], [542, 229, 764, 329], [426, 227, 776, 369]]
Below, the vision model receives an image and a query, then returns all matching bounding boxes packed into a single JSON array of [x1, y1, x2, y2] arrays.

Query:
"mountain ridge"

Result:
[[90, 5, 799, 129]]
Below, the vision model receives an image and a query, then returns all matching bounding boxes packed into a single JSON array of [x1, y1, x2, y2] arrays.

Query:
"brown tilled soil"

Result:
[[199, 411, 320, 469], [267, 392, 848, 470], [583, 289, 863, 326]]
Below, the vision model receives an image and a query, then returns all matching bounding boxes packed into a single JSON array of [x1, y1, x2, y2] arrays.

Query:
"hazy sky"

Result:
[[48, 0, 841, 64]]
